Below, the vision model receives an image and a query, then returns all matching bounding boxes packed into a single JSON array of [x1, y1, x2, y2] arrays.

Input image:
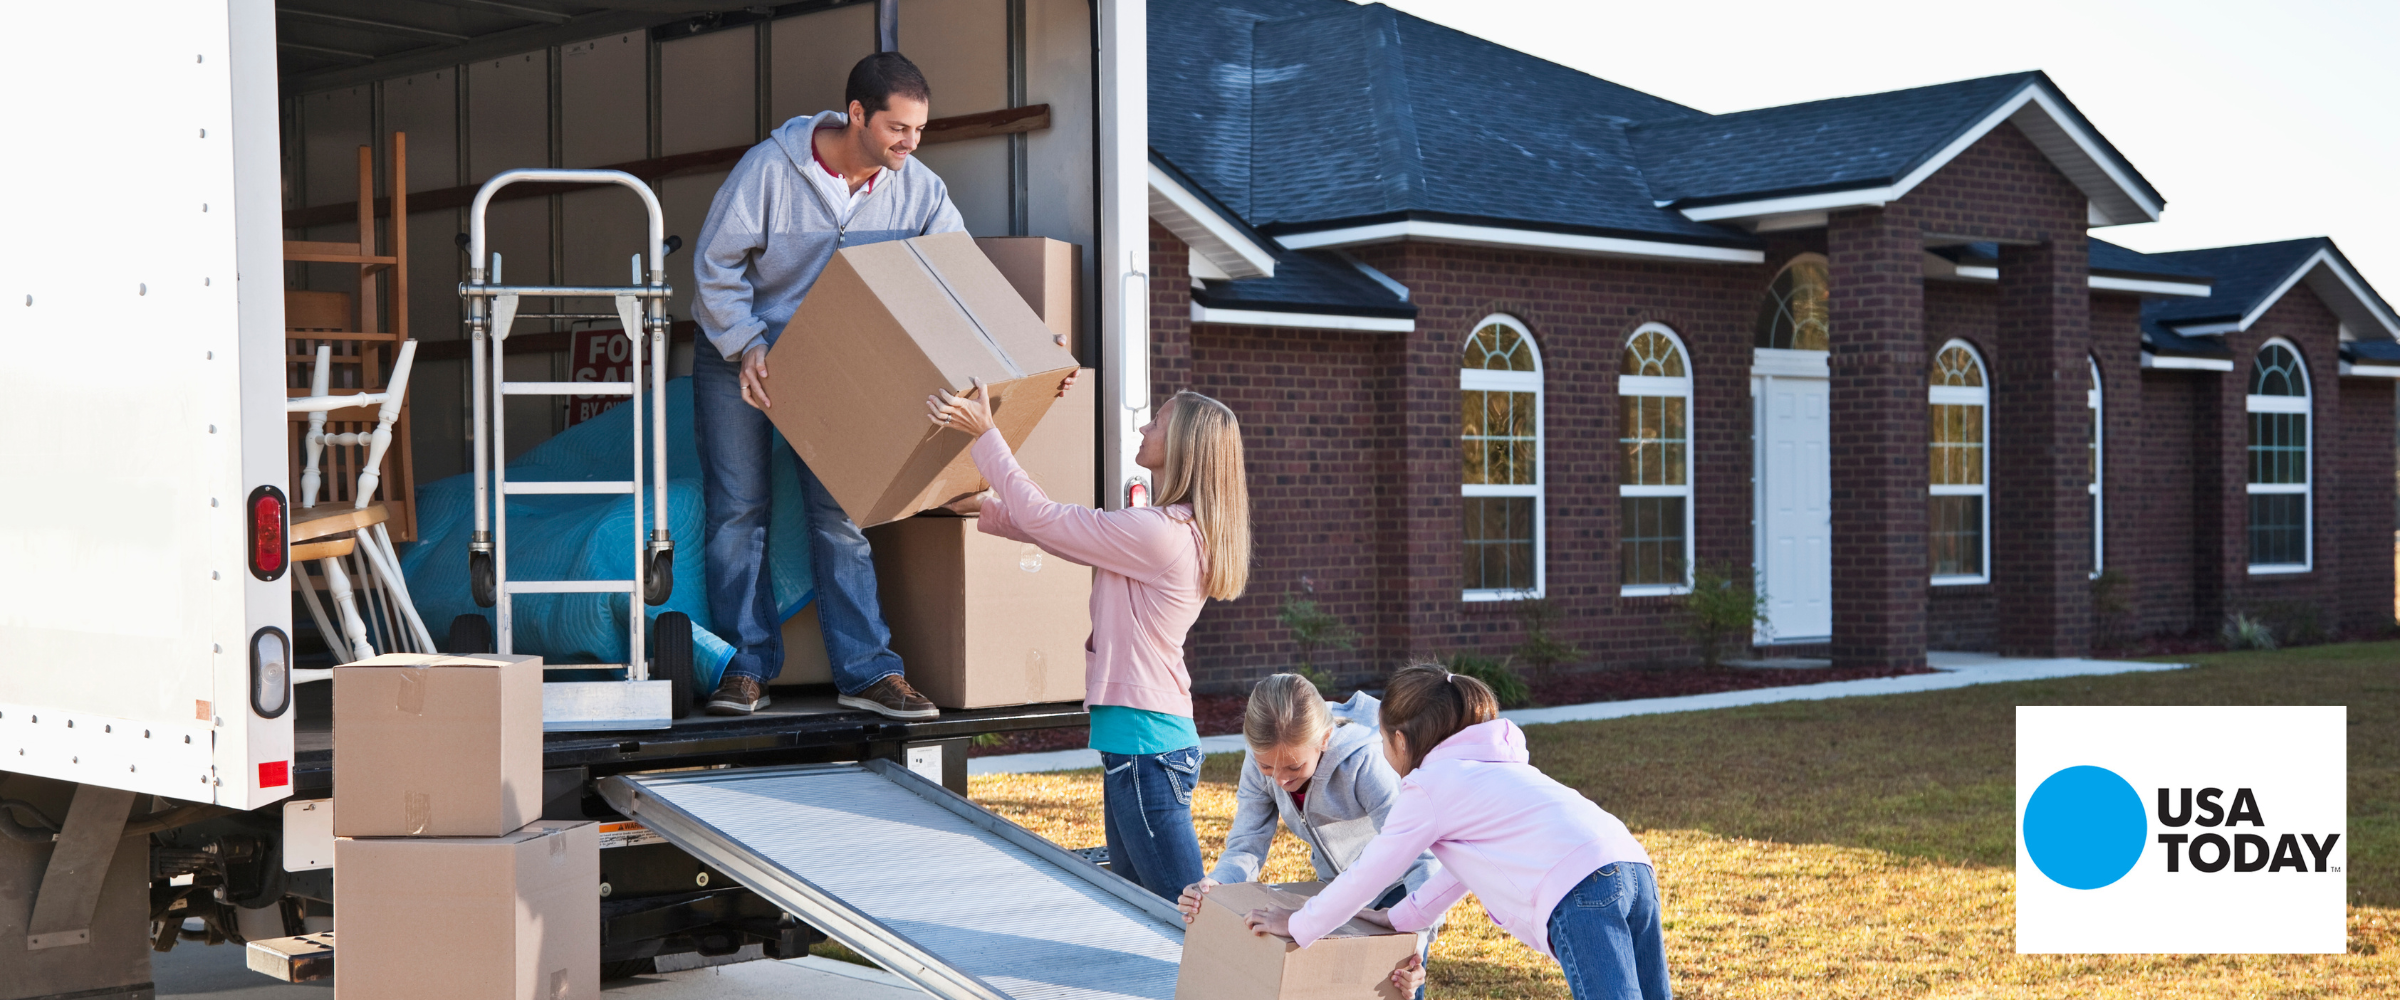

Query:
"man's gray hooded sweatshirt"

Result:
[[692, 110, 966, 362], [1208, 693, 1442, 911]]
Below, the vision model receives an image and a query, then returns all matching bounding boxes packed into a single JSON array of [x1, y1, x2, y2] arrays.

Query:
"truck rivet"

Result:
[[695, 872, 710, 887], [140, 284, 147, 296], [599, 882, 613, 898]]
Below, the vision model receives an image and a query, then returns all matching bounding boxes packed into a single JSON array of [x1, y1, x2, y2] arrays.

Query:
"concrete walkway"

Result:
[[967, 651, 2188, 775]]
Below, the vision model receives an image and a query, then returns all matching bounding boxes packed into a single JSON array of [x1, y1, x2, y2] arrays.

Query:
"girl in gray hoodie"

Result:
[[1178, 674, 1441, 995]]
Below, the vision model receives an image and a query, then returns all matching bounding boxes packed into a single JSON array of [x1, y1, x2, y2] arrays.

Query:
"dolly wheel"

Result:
[[447, 614, 492, 655], [655, 611, 695, 719], [470, 550, 496, 608], [644, 549, 674, 606]]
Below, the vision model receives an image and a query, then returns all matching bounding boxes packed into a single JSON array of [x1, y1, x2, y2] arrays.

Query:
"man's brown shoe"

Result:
[[838, 675, 939, 720], [705, 675, 772, 716]]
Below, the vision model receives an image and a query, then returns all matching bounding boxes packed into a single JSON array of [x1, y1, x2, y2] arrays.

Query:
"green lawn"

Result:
[[1519, 641, 2399, 908]]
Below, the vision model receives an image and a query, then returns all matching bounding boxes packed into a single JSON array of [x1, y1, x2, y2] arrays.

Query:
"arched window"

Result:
[[1619, 324, 1692, 594], [1929, 341, 1989, 584], [2247, 340, 2311, 572], [1461, 316, 1543, 599], [1754, 255, 1830, 351], [2089, 357, 2104, 577]]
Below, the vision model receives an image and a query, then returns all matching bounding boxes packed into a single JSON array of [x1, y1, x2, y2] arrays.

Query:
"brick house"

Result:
[[1141, 0, 2400, 687]]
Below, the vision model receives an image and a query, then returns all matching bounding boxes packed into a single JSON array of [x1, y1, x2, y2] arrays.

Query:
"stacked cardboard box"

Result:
[[1176, 882, 1424, 1000], [331, 654, 598, 1000]]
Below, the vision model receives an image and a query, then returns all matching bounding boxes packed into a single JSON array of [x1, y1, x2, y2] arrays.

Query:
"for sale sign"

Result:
[[568, 327, 645, 425]]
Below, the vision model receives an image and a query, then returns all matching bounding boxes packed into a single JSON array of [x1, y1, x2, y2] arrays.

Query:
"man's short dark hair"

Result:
[[845, 52, 931, 122]]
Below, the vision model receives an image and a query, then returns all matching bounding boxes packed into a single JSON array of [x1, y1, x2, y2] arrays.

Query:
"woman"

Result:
[[927, 381, 1251, 901]]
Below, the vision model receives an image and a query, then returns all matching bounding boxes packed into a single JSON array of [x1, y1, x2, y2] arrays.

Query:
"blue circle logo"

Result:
[[2022, 765, 2148, 889]]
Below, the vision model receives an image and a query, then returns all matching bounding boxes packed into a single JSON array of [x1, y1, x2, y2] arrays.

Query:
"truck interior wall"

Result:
[[281, 0, 1090, 483]]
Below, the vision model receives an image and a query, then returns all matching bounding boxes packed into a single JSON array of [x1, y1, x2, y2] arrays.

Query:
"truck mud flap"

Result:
[[597, 760, 1184, 1000]]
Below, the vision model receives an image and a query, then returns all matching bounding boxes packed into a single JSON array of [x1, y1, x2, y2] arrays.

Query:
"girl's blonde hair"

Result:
[[1243, 673, 1335, 753], [1153, 390, 1251, 600]]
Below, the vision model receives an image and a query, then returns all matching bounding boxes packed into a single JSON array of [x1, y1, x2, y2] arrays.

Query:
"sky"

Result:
[[1377, 0, 2400, 300]]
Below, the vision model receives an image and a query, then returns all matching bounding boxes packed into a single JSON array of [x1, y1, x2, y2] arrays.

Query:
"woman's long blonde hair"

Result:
[[1153, 390, 1251, 600]]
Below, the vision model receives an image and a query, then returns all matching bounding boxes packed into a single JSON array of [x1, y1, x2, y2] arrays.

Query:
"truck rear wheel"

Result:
[[447, 614, 492, 655], [655, 611, 694, 719]]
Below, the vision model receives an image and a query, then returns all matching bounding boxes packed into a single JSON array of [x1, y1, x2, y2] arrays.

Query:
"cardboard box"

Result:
[[332, 653, 543, 838], [974, 236, 1081, 348], [764, 232, 1079, 528], [1175, 882, 1421, 1000], [1013, 367, 1096, 507], [775, 602, 834, 686], [335, 821, 598, 1000], [866, 515, 1091, 708]]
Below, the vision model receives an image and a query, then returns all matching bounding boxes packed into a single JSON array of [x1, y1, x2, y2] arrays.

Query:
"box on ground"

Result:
[[332, 653, 543, 837], [866, 515, 1090, 708], [335, 821, 598, 1000], [1175, 882, 1420, 1000], [763, 231, 1079, 528], [974, 236, 1080, 348]]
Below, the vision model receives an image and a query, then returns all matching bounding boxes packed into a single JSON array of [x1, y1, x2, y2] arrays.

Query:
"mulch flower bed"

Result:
[[966, 663, 1935, 758]]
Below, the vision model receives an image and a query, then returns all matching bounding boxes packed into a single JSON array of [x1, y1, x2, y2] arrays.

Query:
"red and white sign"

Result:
[[568, 327, 646, 425]]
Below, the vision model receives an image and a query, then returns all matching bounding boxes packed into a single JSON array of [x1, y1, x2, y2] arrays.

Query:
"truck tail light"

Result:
[[248, 485, 287, 581], [251, 626, 291, 719]]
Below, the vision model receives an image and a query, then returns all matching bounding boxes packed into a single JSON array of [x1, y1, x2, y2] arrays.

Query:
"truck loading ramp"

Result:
[[599, 761, 1184, 1000]]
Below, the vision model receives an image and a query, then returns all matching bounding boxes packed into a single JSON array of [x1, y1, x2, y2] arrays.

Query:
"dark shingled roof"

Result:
[[2344, 339, 2400, 364], [1192, 248, 1416, 319], [2141, 238, 2354, 330], [2142, 322, 2234, 361], [1934, 238, 2213, 284]]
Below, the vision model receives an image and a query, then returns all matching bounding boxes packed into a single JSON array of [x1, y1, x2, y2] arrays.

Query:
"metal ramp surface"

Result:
[[598, 761, 1184, 1000]]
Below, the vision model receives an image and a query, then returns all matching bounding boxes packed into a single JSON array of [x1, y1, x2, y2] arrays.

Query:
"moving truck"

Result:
[[0, 2, 1167, 997]]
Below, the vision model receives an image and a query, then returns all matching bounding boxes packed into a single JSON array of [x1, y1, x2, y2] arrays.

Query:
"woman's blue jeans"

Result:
[[692, 345, 903, 694], [1100, 747, 1206, 901], [1547, 862, 1671, 1000]]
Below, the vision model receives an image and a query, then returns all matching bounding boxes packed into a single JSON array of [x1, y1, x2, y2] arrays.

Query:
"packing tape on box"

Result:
[[1019, 542, 1043, 572], [550, 829, 567, 862], [395, 665, 428, 715], [550, 969, 569, 1000], [1025, 648, 1046, 700], [904, 239, 1024, 378], [403, 791, 431, 835]]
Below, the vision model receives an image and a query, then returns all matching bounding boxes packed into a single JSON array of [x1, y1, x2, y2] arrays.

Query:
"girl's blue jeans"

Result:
[[1547, 862, 1671, 1000], [1099, 747, 1206, 901]]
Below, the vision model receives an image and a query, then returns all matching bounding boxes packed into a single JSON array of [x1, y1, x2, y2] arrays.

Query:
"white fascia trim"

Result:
[[2168, 320, 2241, 337], [2091, 274, 2213, 298], [2341, 362, 2400, 378], [2140, 351, 2235, 372], [1677, 82, 2162, 228], [1190, 302, 1415, 333], [1275, 219, 1764, 264], [1147, 164, 1276, 279], [2236, 249, 2400, 340]]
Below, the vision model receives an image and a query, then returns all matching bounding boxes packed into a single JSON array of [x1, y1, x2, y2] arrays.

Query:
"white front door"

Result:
[[1753, 371, 1832, 642]]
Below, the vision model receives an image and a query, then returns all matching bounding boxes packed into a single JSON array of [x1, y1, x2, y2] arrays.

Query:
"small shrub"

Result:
[[2090, 569, 2133, 648], [1511, 598, 1588, 681], [1440, 652, 1532, 709], [1682, 561, 1769, 667], [2221, 612, 2277, 651], [2250, 600, 2326, 647], [1278, 584, 1358, 688]]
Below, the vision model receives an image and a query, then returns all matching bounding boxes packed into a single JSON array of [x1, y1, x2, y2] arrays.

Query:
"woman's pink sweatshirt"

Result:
[[1287, 718, 1652, 959], [968, 429, 1203, 716]]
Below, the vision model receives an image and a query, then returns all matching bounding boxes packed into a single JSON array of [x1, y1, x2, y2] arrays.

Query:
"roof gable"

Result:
[[2144, 238, 2400, 341]]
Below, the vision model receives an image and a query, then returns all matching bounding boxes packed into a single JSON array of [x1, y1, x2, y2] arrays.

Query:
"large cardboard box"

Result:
[[332, 653, 543, 837], [974, 236, 1080, 348], [763, 232, 1079, 528], [1014, 367, 1096, 507], [335, 821, 598, 1000], [865, 515, 1090, 708], [1175, 882, 1421, 1000]]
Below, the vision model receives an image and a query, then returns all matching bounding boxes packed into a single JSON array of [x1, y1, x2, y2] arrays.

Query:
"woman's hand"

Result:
[[1242, 905, 1295, 940], [1176, 878, 1220, 925], [926, 378, 997, 438], [1390, 954, 1425, 995]]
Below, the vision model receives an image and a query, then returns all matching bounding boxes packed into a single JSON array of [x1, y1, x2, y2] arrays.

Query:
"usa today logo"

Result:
[[2016, 707, 2346, 954]]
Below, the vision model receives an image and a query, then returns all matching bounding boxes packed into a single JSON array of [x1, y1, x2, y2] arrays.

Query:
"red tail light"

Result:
[[248, 486, 287, 580]]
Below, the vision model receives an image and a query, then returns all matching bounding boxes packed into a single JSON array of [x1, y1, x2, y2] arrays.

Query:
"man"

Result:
[[687, 52, 953, 719]]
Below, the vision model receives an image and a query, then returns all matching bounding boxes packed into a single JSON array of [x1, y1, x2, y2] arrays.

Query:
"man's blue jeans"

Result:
[[1100, 747, 1206, 901], [691, 345, 904, 695], [1547, 862, 1671, 1000]]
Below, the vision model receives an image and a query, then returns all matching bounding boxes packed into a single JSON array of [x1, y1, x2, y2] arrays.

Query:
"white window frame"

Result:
[[1619, 323, 1694, 596], [1462, 314, 1545, 601], [2089, 356, 2104, 578], [2246, 337, 2313, 574], [1929, 339, 1992, 586]]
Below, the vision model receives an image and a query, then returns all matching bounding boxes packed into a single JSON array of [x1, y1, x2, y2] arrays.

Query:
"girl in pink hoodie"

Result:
[[1242, 664, 1670, 1000], [927, 381, 1251, 902]]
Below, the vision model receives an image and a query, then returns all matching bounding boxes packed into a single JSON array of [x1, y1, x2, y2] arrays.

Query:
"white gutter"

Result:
[[1190, 303, 1414, 332], [2340, 361, 2400, 379], [2140, 351, 2234, 372], [2090, 274, 2213, 297], [1274, 219, 1763, 264], [1147, 164, 1275, 279]]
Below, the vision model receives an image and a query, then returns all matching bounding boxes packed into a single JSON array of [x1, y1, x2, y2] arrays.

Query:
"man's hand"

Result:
[[1242, 905, 1295, 940], [739, 345, 773, 411], [926, 378, 998, 438], [1056, 334, 1079, 398], [1390, 954, 1425, 996], [1176, 878, 1220, 926]]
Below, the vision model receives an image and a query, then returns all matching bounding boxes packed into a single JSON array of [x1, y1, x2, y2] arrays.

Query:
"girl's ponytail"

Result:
[[1378, 662, 1498, 773]]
